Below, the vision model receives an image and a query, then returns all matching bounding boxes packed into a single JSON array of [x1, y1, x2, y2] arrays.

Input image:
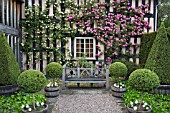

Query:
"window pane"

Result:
[[81, 44, 84, 49], [90, 53, 93, 57], [76, 53, 81, 57], [90, 44, 93, 48], [86, 39, 89, 43], [81, 39, 84, 43], [76, 39, 80, 43], [86, 43, 89, 48], [90, 39, 93, 43], [90, 49, 93, 52]]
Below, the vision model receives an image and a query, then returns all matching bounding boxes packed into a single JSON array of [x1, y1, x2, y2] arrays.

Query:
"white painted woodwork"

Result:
[[149, 18, 154, 32]]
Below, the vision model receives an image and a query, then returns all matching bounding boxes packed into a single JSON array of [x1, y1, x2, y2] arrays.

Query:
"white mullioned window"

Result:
[[74, 37, 96, 59]]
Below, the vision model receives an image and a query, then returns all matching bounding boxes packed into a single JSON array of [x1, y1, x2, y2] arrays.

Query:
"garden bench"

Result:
[[62, 64, 110, 89]]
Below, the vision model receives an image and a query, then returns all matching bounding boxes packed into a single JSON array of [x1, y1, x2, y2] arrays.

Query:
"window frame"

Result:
[[74, 37, 96, 60]]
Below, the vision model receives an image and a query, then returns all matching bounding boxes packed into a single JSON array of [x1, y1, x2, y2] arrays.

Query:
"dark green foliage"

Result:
[[145, 23, 170, 84], [109, 62, 128, 78], [167, 27, 170, 41], [123, 87, 170, 113], [0, 33, 21, 85], [17, 70, 46, 93], [114, 59, 140, 78], [45, 62, 62, 78], [139, 32, 157, 67], [0, 92, 46, 113], [129, 69, 160, 92]]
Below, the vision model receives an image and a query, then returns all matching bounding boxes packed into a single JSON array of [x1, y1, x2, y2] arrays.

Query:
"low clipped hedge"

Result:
[[0, 33, 21, 85], [17, 70, 46, 93], [45, 62, 62, 78], [109, 62, 128, 78], [139, 32, 157, 67]]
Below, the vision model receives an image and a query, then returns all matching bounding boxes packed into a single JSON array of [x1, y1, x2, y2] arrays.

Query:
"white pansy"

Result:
[[144, 102, 148, 106], [55, 82, 58, 87], [120, 86, 122, 88], [21, 105, 25, 109], [142, 104, 146, 108], [130, 101, 133, 105], [26, 104, 29, 108], [135, 100, 138, 104], [47, 83, 51, 87], [133, 106, 138, 111], [36, 102, 40, 106], [114, 83, 117, 87], [28, 108, 32, 112], [122, 84, 125, 87], [146, 107, 149, 110], [41, 102, 44, 106]]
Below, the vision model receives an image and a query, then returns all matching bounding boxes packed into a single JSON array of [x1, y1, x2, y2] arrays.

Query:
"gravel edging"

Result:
[[51, 94, 123, 113]]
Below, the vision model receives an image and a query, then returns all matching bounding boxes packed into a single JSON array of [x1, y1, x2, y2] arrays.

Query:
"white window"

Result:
[[74, 37, 96, 59]]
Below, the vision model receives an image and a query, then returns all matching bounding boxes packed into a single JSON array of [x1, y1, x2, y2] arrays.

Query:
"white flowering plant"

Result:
[[46, 81, 59, 88], [46, 79, 60, 88], [21, 101, 46, 112], [113, 82, 125, 88], [128, 100, 152, 111]]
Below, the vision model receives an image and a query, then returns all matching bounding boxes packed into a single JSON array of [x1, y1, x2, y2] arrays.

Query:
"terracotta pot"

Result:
[[44, 86, 59, 98], [111, 85, 126, 97], [0, 84, 19, 96], [127, 106, 152, 113], [22, 104, 48, 113]]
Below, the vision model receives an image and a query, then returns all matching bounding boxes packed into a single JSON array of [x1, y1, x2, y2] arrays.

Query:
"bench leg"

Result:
[[77, 83, 80, 87], [90, 83, 93, 87]]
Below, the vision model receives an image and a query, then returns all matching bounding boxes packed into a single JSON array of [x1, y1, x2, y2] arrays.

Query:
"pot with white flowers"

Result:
[[17, 70, 48, 113], [127, 100, 152, 113], [45, 80, 60, 97], [109, 62, 128, 97], [127, 69, 160, 113], [45, 62, 62, 98]]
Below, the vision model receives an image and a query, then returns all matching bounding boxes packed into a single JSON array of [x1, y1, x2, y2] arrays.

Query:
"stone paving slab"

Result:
[[51, 94, 123, 113]]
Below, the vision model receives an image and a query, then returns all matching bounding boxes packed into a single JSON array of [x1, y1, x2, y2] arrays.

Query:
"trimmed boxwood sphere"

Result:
[[17, 70, 46, 93], [45, 62, 62, 78], [109, 62, 128, 78], [128, 69, 160, 92]]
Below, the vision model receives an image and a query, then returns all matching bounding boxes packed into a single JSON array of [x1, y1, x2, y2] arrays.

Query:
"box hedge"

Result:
[[139, 32, 157, 67], [145, 23, 170, 85], [0, 33, 21, 85]]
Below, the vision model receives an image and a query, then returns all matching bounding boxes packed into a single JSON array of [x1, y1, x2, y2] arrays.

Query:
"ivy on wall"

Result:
[[21, 0, 150, 67]]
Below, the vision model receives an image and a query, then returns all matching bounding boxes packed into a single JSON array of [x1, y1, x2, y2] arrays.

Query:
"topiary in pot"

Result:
[[109, 62, 128, 97], [0, 33, 21, 86], [45, 62, 62, 97], [45, 62, 62, 84], [17, 69, 47, 112], [109, 62, 128, 80], [128, 69, 160, 112]]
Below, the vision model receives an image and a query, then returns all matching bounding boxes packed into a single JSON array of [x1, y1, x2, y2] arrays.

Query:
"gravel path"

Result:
[[52, 94, 122, 113]]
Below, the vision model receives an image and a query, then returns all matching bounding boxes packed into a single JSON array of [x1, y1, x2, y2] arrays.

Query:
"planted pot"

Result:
[[45, 86, 60, 98], [111, 82, 126, 97], [0, 84, 19, 96], [127, 106, 152, 113], [22, 104, 48, 113], [151, 85, 170, 94]]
